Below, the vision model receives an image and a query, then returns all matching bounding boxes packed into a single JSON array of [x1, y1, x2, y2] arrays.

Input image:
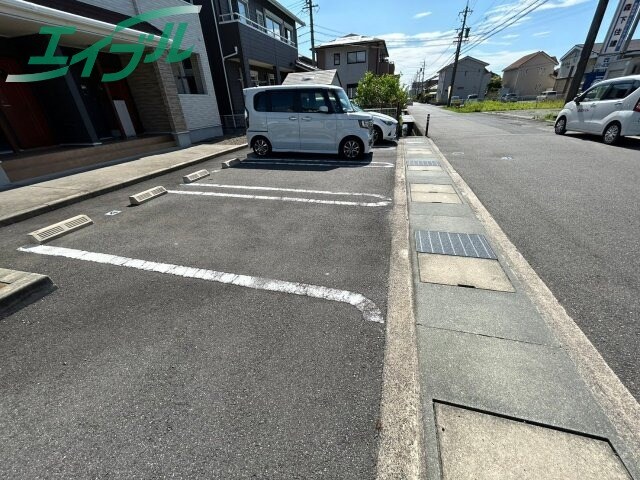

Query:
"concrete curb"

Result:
[[221, 157, 243, 169], [0, 268, 55, 319], [0, 144, 247, 227], [376, 140, 425, 479]]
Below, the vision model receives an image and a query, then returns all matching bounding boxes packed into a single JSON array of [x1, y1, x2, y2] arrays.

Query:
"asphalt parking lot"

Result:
[[0, 144, 397, 478]]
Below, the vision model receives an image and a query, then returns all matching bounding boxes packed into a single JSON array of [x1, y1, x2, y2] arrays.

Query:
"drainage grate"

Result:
[[28, 215, 93, 244], [408, 160, 440, 167], [129, 186, 167, 206], [183, 169, 210, 183], [415, 230, 497, 260]]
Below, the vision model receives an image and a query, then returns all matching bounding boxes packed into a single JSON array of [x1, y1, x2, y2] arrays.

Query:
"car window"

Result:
[[582, 84, 609, 102], [333, 89, 354, 113], [300, 90, 330, 113], [254, 92, 268, 112], [269, 90, 297, 112], [601, 82, 635, 100]]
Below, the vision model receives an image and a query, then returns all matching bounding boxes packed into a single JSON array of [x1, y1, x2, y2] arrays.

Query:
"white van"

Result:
[[244, 85, 374, 159], [554, 75, 640, 145]]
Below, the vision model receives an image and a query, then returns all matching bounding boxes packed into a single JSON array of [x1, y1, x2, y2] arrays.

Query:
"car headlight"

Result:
[[359, 120, 373, 129], [383, 120, 396, 126]]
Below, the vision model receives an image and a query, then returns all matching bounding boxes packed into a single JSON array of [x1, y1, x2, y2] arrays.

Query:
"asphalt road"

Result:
[[0, 145, 397, 478], [409, 103, 640, 401]]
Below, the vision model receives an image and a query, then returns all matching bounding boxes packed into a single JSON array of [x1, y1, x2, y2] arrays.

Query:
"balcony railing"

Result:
[[219, 13, 296, 48]]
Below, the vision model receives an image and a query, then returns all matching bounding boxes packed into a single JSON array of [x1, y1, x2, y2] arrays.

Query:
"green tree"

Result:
[[487, 73, 502, 92], [355, 72, 408, 109]]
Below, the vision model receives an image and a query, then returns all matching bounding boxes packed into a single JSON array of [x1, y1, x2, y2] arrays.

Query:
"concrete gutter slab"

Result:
[[410, 203, 473, 217], [408, 166, 442, 172], [435, 403, 631, 480], [411, 184, 456, 194], [418, 254, 514, 292], [417, 327, 613, 435], [411, 192, 461, 204], [415, 282, 560, 346], [410, 214, 484, 233]]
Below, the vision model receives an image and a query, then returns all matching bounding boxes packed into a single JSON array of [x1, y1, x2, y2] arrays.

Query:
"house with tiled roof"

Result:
[[502, 51, 558, 97], [435, 56, 491, 104]]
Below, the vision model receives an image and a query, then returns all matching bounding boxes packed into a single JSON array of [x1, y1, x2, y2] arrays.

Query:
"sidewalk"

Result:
[[0, 142, 247, 226], [397, 136, 639, 479]]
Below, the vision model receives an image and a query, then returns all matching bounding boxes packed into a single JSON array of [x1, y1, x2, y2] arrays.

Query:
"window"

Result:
[[268, 73, 276, 85], [602, 82, 635, 100], [172, 55, 206, 94], [236, 0, 248, 23], [254, 92, 268, 112], [284, 25, 293, 43], [334, 53, 340, 65], [347, 51, 366, 64], [269, 90, 296, 112], [256, 10, 264, 27], [300, 89, 329, 113], [265, 15, 281, 38], [346, 83, 358, 98], [250, 70, 259, 87], [581, 84, 609, 102]]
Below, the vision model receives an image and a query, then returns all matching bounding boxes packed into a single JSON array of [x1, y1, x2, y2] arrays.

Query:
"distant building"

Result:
[[436, 56, 491, 104], [555, 40, 640, 94], [313, 34, 395, 98], [502, 51, 558, 97], [282, 69, 342, 86]]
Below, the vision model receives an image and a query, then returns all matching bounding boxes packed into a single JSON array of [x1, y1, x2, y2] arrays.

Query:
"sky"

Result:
[[280, 0, 640, 87]]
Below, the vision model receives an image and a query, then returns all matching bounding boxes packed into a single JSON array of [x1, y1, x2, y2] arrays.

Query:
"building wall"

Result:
[[436, 59, 491, 103], [503, 55, 557, 96], [317, 45, 370, 88], [80, 0, 223, 140]]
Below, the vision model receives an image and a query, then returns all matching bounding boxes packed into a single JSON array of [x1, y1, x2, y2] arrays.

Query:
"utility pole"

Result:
[[304, 0, 318, 65], [566, 0, 609, 102], [420, 60, 426, 95], [447, 2, 472, 107]]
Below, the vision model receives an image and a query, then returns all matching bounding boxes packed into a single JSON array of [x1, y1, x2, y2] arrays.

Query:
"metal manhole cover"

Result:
[[408, 160, 440, 167], [415, 230, 497, 260]]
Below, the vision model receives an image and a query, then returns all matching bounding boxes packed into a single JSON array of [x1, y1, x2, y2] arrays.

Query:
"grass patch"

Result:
[[447, 99, 565, 113]]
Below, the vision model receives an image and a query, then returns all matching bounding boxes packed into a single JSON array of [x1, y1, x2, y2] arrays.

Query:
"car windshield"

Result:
[[335, 89, 355, 112]]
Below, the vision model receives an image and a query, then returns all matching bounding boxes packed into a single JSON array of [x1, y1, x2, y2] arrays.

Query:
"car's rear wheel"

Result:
[[251, 136, 271, 157], [340, 137, 364, 160], [602, 122, 621, 145], [554, 116, 567, 135], [372, 126, 383, 145]]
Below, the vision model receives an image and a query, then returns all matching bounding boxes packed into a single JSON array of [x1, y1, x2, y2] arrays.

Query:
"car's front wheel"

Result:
[[372, 126, 383, 145], [602, 122, 621, 145], [251, 136, 271, 157], [554, 116, 567, 135], [340, 137, 364, 160]]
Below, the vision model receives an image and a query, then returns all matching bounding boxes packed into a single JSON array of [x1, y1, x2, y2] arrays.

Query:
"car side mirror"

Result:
[[574, 96, 581, 104], [319, 106, 329, 113]]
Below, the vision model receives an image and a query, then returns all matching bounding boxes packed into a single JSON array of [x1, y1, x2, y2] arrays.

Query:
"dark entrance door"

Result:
[[0, 57, 54, 151]]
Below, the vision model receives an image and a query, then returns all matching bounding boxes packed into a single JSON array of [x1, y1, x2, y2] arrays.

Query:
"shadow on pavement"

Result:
[[233, 152, 376, 172], [565, 133, 640, 151]]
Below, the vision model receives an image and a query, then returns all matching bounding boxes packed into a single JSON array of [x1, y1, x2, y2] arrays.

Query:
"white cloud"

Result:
[[538, 0, 590, 11], [413, 12, 432, 19], [502, 34, 520, 39], [533, 31, 551, 37]]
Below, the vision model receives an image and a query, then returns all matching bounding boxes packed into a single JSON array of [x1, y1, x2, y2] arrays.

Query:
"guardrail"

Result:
[[219, 13, 296, 48], [363, 107, 399, 118]]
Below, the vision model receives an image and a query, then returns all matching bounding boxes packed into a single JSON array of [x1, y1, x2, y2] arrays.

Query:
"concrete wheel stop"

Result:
[[0, 268, 55, 319]]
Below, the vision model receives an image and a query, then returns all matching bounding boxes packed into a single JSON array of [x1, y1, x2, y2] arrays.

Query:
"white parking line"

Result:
[[18, 245, 384, 324], [167, 190, 391, 207], [182, 183, 391, 201], [242, 160, 394, 168]]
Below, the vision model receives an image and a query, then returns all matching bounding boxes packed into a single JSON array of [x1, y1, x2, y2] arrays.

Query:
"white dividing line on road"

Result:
[[167, 189, 391, 207], [182, 183, 391, 201], [242, 160, 394, 168], [18, 245, 384, 324]]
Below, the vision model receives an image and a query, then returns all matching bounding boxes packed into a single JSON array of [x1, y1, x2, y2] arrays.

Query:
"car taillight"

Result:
[[634, 99, 640, 113]]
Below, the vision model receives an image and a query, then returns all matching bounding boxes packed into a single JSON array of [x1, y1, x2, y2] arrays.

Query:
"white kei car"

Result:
[[554, 75, 640, 145]]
